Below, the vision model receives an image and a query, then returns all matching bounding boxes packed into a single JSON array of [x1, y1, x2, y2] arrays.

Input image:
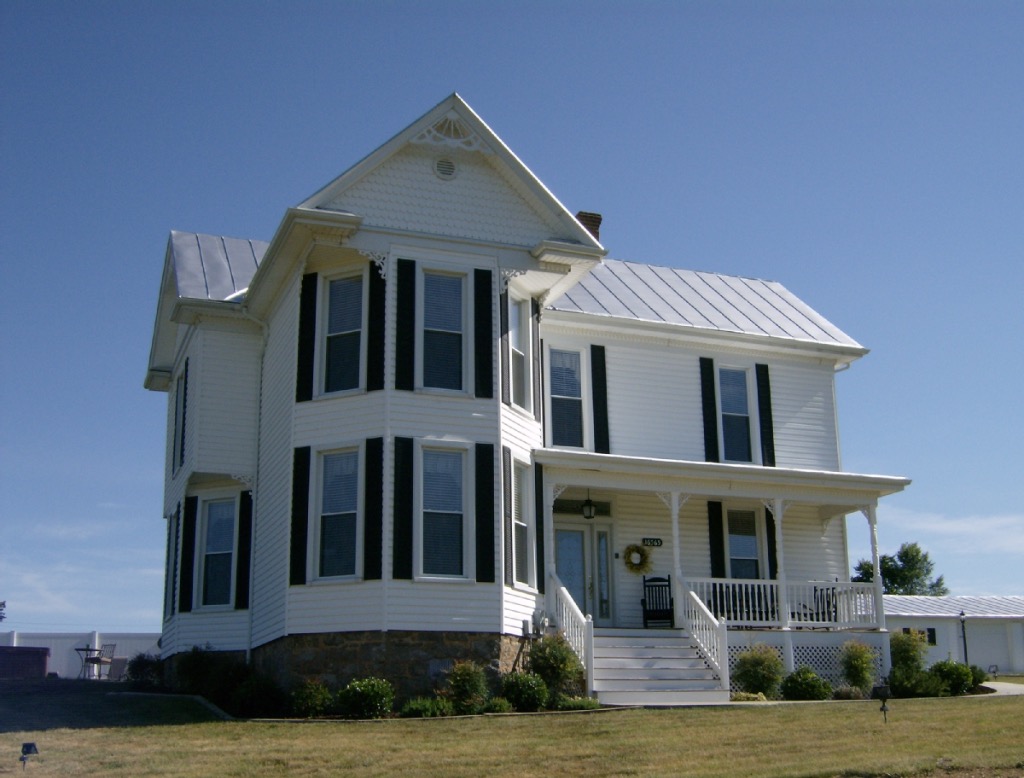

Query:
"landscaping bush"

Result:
[[335, 677, 394, 719], [839, 640, 876, 693], [231, 673, 289, 719], [528, 632, 584, 700], [929, 659, 973, 696], [399, 696, 453, 718], [125, 653, 164, 690], [401, 696, 452, 718], [501, 671, 548, 712], [832, 686, 866, 700], [887, 631, 944, 698], [173, 646, 287, 717], [552, 695, 601, 711], [730, 691, 768, 702], [291, 679, 334, 718], [780, 666, 832, 701], [889, 631, 927, 676], [732, 644, 784, 698], [483, 696, 513, 713], [446, 661, 489, 715], [969, 664, 989, 687]]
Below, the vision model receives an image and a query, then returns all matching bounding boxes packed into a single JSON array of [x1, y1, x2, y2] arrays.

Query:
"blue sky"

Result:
[[2, 1, 1021, 633]]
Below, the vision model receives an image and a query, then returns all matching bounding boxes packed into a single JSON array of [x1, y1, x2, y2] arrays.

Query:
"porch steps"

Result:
[[592, 628, 729, 706]]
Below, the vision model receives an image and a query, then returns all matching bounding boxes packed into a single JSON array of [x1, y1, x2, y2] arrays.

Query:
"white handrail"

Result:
[[675, 576, 729, 691], [550, 573, 594, 695]]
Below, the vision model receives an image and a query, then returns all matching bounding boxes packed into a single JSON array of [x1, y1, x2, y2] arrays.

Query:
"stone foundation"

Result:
[[251, 630, 525, 702]]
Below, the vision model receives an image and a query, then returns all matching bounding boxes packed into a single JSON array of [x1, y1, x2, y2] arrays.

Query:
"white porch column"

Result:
[[543, 480, 558, 617], [771, 498, 790, 629], [864, 504, 886, 631]]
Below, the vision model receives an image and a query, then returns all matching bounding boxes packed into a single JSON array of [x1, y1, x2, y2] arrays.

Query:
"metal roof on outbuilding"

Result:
[[548, 259, 863, 350], [170, 230, 268, 302], [884, 595, 1024, 619]]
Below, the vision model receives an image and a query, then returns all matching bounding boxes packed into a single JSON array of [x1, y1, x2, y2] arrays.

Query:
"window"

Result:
[[319, 449, 360, 578], [423, 272, 464, 390], [422, 448, 465, 576], [508, 296, 530, 410], [550, 349, 583, 447], [726, 509, 761, 579], [324, 275, 363, 393], [512, 461, 532, 586], [201, 498, 235, 606], [902, 627, 937, 645], [172, 361, 188, 472], [719, 368, 753, 463]]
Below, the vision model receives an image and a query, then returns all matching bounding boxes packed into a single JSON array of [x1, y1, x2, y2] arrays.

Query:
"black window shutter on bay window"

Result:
[[474, 269, 493, 399], [392, 437, 414, 579], [234, 490, 253, 609], [290, 447, 311, 586], [395, 260, 416, 391], [179, 496, 198, 613], [296, 274, 318, 403], [363, 437, 384, 580], [476, 443, 495, 583]]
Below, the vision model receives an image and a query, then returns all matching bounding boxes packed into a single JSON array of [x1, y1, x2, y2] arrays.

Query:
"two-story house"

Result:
[[146, 94, 909, 704]]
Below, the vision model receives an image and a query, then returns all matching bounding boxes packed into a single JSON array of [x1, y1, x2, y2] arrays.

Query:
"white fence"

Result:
[[1, 632, 160, 679]]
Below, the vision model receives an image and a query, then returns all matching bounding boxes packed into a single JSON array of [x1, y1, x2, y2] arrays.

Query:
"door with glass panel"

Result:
[[555, 524, 613, 627]]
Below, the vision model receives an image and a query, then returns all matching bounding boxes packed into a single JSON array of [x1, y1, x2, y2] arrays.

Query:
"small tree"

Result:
[[445, 661, 489, 715], [732, 644, 784, 698], [853, 542, 949, 595], [839, 640, 876, 693]]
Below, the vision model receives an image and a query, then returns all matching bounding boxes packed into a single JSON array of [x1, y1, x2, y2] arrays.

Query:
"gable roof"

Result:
[[547, 258, 864, 355], [884, 595, 1024, 619], [169, 230, 268, 302]]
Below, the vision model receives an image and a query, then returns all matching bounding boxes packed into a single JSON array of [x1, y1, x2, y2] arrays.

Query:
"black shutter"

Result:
[[591, 345, 610, 454], [392, 437, 414, 579], [765, 506, 779, 581], [707, 501, 726, 579], [700, 357, 720, 463], [755, 364, 776, 467], [364, 437, 384, 580], [179, 496, 198, 613], [395, 259, 416, 391], [501, 446, 513, 586], [532, 302, 543, 422], [476, 443, 496, 583], [534, 463, 545, 594], [474, 268, 493, 399], [296, 273, 318, 403], [367, 268, 386, 392], [178, 360, 188, 468], [170, 503, 181, 615], [290, 447, 310, 586], [235, 490, 253, 609], [499, 290, 510, 405]]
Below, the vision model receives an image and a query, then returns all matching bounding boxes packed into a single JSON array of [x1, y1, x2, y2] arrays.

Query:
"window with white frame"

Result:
[[726, 509, 761, 579], [421, 448, 465, 576], [201, 498, 236, 606], [550, 349, 583, 447], [512, 460, 533, 586], [324, 274, 364, 393], [422, 272, 464, 391], [508, 296, 530, 410], [719, 367, 753, 463], [172, 364, 187, 472], [318, 449, 360, 578]]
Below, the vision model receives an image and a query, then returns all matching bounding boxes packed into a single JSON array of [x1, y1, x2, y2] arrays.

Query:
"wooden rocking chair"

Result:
[[641, 575, 674, 628]]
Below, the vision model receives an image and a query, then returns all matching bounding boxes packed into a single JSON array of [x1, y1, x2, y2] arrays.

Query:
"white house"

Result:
[[145, 94, 909, 704], [884, 595, 1024, 675]]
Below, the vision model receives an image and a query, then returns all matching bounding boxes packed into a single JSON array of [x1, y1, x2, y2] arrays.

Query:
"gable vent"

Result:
[[434, 157, 457, 180]]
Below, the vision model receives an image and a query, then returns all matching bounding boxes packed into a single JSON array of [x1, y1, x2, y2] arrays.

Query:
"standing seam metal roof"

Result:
[[548, 259, 862, 349], [884, 595, 1024, 618], [170, 230, 268, 302]]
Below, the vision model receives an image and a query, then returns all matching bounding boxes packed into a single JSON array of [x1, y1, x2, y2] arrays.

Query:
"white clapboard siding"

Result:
[[503, 587, 541, 636], [287, 582, 387, 634], [170, 611, 251, 653], [500, 406, 544, 456], [770, 361, 840, 470], [324, 146, 563, 248], [384, 581, 503, 633], [777, 504, 849, 582], [293, 393, 388, 448]]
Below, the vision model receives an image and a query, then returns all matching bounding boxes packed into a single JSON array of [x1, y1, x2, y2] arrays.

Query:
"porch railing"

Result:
[[675, 577, 729, 691], [685, 578, 879, 629], [550, 573, 594, 695]]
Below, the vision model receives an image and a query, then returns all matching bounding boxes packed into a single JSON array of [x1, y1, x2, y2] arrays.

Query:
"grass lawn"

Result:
[[1, 680, 1022, 777], [995, 675, 1024, 685]]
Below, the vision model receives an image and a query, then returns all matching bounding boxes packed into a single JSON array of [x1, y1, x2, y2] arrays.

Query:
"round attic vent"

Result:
[[434, 157, 457, 180]]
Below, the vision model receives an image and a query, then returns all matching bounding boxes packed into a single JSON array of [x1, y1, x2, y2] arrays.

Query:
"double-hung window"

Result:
[[726, 509, 761, 579], [201, 498, 236, 606], [423, 272, 464, 391], [319, 449, 360, 578], [512, 460, 533, 586], [719, 367, 753, 463], [421, 448, 465, 576], [508, 296, 530, 410], [550, 349, 583, 447], [324, 275, 363, 393]]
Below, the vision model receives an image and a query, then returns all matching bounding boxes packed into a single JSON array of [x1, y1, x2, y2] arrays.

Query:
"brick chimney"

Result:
[[575, 211, 602, 241]]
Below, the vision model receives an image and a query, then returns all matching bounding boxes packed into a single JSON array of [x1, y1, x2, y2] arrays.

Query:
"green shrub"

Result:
[[732, 644, 784, 697], [231, 673, 289, 719], [173, 646, 286, 717], [501, 671, 548, 712], [887, 631, 941, 698], [780, 666, 832, 701], [969, 664, 989, 687], [839, 640, 875, 692], [125, 653, 163, 690], [483, 696, 513, 713], [889, 631, 927, 676], [446, 661, 489, 715], [552, 695, 601, 711], [832, 686, 866, 700], [528, 632, 584, 699], [730, 691, 767, 702], [291, 679, 334, 718], [399, 696, 453, 718], [335, 677, 394, 719], [929, 660, 973, 696]]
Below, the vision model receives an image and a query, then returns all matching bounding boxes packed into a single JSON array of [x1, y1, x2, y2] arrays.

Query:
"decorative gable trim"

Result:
[[410, 110, 494, 154]]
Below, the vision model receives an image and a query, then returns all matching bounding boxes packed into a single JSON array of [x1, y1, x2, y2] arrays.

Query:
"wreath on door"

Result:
[[623, 544, 652, 574]]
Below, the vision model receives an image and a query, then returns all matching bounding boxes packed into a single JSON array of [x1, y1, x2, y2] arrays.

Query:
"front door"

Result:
[[555, 523, 613, 626]]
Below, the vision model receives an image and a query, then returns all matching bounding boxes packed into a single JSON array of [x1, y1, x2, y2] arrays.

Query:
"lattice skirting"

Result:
[[726, 633, 884, 693]]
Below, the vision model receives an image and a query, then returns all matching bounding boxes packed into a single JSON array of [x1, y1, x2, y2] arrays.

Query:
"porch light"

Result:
[[581, 491, 596, 520]]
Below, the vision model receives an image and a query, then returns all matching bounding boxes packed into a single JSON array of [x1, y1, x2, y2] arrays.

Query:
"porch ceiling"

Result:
[[533, 449, 909, 510]]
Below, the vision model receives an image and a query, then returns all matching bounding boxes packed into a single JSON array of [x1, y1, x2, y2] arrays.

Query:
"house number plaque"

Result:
[[641, 538, 662, 547]]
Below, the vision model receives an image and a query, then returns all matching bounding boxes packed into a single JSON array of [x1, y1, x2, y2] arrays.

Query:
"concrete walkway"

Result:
[[984, 681, 1024, 696]]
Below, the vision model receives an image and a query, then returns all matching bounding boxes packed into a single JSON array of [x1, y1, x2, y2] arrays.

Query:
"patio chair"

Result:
[[641, 575, 674, 628], [85, 644, 115, 679]]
